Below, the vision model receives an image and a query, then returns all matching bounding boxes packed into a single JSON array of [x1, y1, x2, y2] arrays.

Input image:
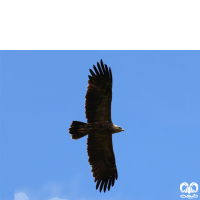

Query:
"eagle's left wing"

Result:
[[87, 132, 118, 192]]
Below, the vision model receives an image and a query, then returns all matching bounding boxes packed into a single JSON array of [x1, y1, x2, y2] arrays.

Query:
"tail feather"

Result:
[[69, 121, 88, 140]]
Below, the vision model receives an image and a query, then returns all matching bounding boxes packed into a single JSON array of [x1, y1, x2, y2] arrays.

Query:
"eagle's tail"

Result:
[[69, 121, 88, 140]]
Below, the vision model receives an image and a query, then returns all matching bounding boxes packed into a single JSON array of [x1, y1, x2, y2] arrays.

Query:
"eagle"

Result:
[[69, 59, 124, 192]]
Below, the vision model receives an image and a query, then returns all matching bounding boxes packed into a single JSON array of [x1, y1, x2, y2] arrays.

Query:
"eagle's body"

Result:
[[69, 60, 124, 192]]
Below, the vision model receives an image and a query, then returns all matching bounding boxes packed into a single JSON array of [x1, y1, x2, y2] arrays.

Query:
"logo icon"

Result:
[[180, 182, 198, 199]]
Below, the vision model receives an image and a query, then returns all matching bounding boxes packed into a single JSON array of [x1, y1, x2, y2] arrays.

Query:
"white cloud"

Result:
[[48, 198, 67, 200], [14, 193, 67, 200], [14, 192, 29, 200]]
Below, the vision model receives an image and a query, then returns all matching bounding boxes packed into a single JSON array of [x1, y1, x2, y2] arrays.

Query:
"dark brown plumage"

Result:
[[69, 59, 124, 192]]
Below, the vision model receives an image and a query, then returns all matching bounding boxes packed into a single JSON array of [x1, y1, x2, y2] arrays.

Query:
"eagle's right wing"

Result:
[[85, 59, 113, 123]]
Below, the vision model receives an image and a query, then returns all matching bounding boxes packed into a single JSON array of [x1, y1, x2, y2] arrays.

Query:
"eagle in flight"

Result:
[[69, 59, 124, 192]]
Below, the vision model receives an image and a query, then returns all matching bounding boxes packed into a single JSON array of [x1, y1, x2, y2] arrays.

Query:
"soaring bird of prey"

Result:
[[69, 59, 124, 192]]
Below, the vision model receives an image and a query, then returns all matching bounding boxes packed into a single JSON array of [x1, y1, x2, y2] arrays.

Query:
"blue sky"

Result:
[[1, 51, 200, 200]]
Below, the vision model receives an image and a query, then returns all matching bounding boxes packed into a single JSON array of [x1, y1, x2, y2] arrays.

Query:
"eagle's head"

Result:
[[113, 124, 124, 133]]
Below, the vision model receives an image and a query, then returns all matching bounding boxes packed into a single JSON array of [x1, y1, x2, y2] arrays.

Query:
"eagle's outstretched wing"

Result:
[[85, 59, 112, 123], [87, 133, 118, 192]]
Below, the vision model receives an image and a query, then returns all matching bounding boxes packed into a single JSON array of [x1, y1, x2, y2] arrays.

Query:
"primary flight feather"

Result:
[[69, 59, 124, 192]]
